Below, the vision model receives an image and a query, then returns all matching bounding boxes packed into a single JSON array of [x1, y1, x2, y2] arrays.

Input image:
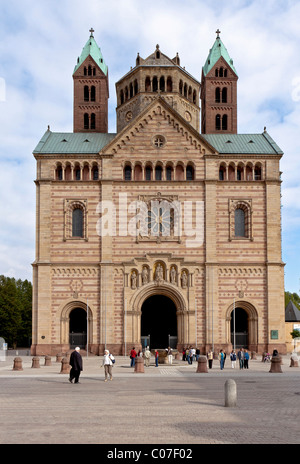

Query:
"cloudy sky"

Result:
[[0, 0, 299, 293]]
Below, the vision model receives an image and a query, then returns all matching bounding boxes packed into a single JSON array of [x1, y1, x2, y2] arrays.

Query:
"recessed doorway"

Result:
[[69, 307, 87, 349], [141, 295, 177, 349]]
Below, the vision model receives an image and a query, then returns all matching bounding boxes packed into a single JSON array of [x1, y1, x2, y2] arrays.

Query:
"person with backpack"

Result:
[[102, 349, 114, 381]]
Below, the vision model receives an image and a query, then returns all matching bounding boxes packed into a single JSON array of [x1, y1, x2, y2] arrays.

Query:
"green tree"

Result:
[[0, 276, 32, 348]]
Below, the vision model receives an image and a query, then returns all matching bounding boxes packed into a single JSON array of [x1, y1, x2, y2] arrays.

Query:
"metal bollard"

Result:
[[13, 357, 23, 371], [134, 356, 144, 373], [31, 356, 40, 368], [225, 379, 237, 407], [196, 355, 208, 373], [60, 357, 70, 374]]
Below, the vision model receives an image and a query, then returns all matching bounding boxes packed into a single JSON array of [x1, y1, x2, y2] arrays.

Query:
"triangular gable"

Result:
[[100, 96, 217, 156]]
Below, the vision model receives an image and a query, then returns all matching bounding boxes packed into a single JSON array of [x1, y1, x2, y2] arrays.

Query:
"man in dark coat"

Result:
[[69, 347, 83, 383]]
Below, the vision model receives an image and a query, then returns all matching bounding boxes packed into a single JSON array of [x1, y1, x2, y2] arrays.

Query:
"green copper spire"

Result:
[[73, 28, 108, 75], [203, 29, 237, 77]]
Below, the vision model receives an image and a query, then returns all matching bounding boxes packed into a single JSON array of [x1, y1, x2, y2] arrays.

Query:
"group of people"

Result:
[[68, 344, 253, 383], [182, 347, 200, 364], [129, 346, 173, 367], [218, 348, 250, 370]]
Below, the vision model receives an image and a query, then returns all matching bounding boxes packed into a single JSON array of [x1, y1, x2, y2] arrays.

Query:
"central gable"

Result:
[[101, 97, 217, 159]]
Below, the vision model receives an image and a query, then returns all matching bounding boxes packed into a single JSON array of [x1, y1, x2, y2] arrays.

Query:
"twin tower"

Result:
[[73, 29, 238, 135]]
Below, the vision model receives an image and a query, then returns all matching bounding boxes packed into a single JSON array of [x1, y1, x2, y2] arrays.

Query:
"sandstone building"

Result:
[[32, 29, 286, 356]]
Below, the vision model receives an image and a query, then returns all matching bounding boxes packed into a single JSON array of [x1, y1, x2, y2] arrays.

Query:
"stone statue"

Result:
[[170, 266, 177, 284], [181, 270, 188, 288], [131, 271, 137, 289], [142, 266, 149, 285], [155, 263, 164, 282]]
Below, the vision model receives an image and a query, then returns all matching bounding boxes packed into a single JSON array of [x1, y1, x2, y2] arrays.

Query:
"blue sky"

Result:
[[0, 0, 299, 293]]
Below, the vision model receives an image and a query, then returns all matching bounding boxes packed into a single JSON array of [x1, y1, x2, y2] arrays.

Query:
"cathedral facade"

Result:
[[32, 30, 286, 356]]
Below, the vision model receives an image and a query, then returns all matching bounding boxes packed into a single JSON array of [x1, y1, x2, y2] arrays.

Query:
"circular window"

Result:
[[152, 135, 166, 148], [125, 111, 133, 122]]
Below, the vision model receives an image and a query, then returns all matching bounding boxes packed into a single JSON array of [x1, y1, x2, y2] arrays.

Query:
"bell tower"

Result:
[[73, 29, 109, 133], [201, 30, 238, 134]]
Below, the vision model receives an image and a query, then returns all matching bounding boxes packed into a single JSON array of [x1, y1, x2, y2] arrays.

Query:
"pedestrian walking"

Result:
[[230, 350, 237, 368], [102, 349, 113, 381], [238, 348, 244, 369], [244, 349, 250, 369], [69, 347, 83, 384], [219, 349, 225, 370]]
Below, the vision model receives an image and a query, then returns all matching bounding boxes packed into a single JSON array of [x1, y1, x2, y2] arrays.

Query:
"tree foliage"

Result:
[[0, 276, 32, 348], [285, 291, 300, 310]]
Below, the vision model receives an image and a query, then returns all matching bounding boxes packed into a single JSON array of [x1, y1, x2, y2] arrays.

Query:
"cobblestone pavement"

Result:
[[0, 354, 299, 447]]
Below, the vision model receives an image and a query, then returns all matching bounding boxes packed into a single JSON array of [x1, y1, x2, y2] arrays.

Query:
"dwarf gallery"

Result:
[[31, 29, 286, 356]]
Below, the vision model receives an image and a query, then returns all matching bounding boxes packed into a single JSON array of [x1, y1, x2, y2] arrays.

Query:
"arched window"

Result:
[[84, 67, 87, 76], [56, 166, 63, 180], [91, 86, 96, 102], [219, 67, 224, 77], [186, 165, 194, 181], [222, 114, 228, 130], [219, 165, 226, 180], [145, 77, 151, 92], [160, 76, 165, 92], [167, 77, 172, 92], [155, 165, 162, 180], [145, 166, 152, 181], [72, 208, 84, 237], [84, 113, 89, 130], [88, 65, 92, 76], [216, 114, 221, 131], [222, 87, 227, 103], [124, 165, 132, 181], [166, 166, 173, 181], [179, 80, 183, 95], [91, 113, 96, 130], [215, 87, 221, 103], [84, 86, 89, 102], [134, 79, 138, 95], [235, 208, 245, 237], [92, 166, 99, 180], [130, 82, 133, 98], [153, 77, 158, 92], [120, 90, 124, 105]]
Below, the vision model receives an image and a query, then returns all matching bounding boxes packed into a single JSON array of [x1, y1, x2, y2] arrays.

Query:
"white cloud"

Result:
[[0, 0, 299, 291]]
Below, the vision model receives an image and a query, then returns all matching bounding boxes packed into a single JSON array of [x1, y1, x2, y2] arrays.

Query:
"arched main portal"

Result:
[[141, 295, 177, 349], [69, 307, 87, 349]]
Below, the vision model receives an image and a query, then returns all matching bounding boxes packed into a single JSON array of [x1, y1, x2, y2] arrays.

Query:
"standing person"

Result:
[[238, 348, 244, 369], [69, 347, 83, 384], [144, 346, 151, 367], [155, 349, 159, 367], [196, 348, 200, 361], [167, 347, 173, 365], [189, 347, 193, 365], [207, 349, 214, 369], [182, 347, 186, 362], [219, 349, 225, 370], [102, 349, 113, 381], [130, 346, 137, 367], [230, 350, 237, 368], [244, 349, 250, 369]]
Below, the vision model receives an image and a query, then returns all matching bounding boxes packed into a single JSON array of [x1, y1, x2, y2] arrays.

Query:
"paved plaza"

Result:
[[0, 353, 299, 447]]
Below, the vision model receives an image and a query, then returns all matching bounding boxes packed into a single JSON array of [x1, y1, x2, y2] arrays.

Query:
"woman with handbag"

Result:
[[102, 349, 113, 381]]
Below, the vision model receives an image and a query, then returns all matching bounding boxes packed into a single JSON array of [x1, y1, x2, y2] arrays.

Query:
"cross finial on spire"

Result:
[[89, 28, 94, 37], [216, 28, 221, 38]]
